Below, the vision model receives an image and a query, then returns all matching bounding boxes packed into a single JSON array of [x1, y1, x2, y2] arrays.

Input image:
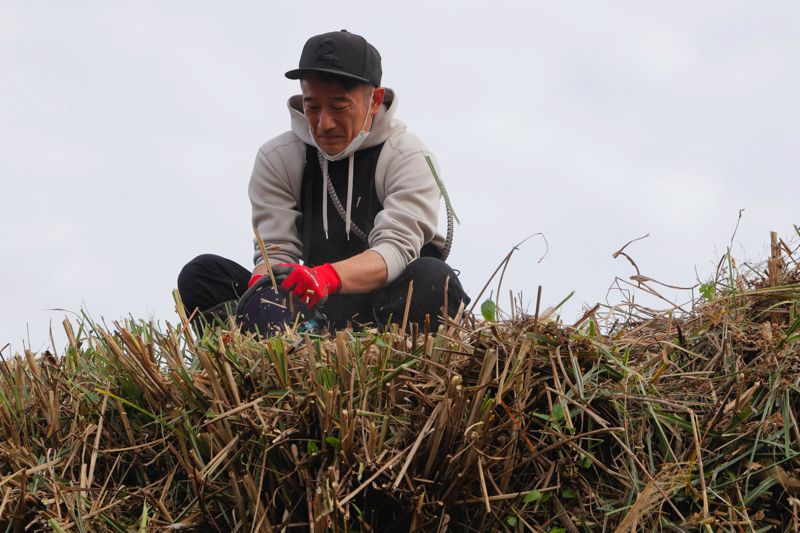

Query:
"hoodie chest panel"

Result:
[[299, 144, 385, 267]]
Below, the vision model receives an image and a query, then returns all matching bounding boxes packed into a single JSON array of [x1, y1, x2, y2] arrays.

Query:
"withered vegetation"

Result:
[[2, 233, 800, 532]]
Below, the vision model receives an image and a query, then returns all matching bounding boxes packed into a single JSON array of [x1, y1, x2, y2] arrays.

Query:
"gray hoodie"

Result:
[[249, 89, 446, 284]]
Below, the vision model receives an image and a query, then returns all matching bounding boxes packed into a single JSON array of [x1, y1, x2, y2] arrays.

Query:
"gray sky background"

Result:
[[2, 1, 798, 353]]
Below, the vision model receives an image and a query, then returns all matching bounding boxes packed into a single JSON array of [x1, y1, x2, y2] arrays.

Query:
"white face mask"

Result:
[[311, 89, 374, 162]]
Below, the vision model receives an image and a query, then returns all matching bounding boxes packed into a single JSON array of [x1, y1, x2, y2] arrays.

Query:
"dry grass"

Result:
[[2, 235, 800, 532]]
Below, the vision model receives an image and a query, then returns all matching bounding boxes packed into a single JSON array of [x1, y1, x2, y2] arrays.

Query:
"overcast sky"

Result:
[[2, 1, 798, 353]]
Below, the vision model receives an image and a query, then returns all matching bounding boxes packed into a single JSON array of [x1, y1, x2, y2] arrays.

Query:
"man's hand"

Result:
[[278, 263, 342, 308], [248, 265, 293, 289]]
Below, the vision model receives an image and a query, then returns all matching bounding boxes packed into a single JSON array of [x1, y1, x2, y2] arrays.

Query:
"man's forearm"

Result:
[[252, 250, 388, 294], [333, 250, 387, 293], [252, 262, 273, 277]]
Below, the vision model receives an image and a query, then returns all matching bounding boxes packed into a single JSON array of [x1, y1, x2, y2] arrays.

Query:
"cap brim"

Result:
[[285, 67, 372, 84]]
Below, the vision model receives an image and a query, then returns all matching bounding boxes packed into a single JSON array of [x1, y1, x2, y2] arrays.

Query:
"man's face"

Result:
[[301, 75, 384, 155]]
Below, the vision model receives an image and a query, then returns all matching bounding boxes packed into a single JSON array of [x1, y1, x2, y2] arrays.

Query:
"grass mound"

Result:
[[2, 238, 800, 531]]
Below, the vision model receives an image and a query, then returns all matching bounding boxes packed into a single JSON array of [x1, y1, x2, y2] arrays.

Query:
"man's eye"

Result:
[[332, 106, 349, 112], [305, 106, 320, 113]]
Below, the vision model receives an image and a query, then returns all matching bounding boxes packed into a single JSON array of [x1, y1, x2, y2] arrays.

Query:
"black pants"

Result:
[[177, 254, 470, 330]]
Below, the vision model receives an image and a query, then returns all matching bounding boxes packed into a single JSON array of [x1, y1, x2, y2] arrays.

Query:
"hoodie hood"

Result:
[[287, 88, 404, 149]]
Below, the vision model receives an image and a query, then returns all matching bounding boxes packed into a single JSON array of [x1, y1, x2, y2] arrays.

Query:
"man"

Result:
[[178, 30, 468, 332]]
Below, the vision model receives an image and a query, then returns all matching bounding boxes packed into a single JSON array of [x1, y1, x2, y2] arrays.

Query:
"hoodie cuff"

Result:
[[369, 243, 407, 285]]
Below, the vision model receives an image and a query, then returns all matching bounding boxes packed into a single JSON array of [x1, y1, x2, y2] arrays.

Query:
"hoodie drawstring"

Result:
[[319, 151, 361, 242], [345, 154, 354, 241], [321, 158, 329, 240]]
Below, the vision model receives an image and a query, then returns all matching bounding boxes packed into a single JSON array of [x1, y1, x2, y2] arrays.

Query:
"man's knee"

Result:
[[410, 257, 470, 315], [401, 257, 460, 287], [376, 257, 469, 327], [177, 253, 252, 316], [178, 254, 224, 289]]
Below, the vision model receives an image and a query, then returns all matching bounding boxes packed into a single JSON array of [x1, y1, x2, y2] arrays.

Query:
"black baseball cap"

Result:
[[285, 30, 382, 86]]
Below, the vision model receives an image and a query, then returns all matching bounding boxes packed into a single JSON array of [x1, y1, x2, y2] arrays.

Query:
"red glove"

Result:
[[247, 265, 293, 289], [279, 263, 341, 308]]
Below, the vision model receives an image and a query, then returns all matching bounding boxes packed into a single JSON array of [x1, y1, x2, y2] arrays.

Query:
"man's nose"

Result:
[[316, 108, 336, 131]]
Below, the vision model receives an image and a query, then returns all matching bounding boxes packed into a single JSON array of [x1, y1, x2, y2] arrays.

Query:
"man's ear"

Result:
[[370, 87, 386, 113]]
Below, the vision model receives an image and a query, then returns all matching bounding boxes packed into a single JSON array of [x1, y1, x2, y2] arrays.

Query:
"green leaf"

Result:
[[549, 529, 566, 533], [722, 405, 753, 432], [320, 367, 335, 388], [505, 515, 518, 527], [307, 440, 319, 455], [481, 395, 495, 413], [553, 291, 575, 312], [325, 436, 342, 453], [139, 501, 149, 533], [579, 454, 593, 469], [48, 520, 68, 533], [551, 403, 565, 422], [743, 476, 777, 505], [523, 489, 542, 503], [562, 488, 577, 499], [778, 313, 800, 349], [425, 155, 460, 224], [699, 282, 716, 301], [481, 299, 497, 322]]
